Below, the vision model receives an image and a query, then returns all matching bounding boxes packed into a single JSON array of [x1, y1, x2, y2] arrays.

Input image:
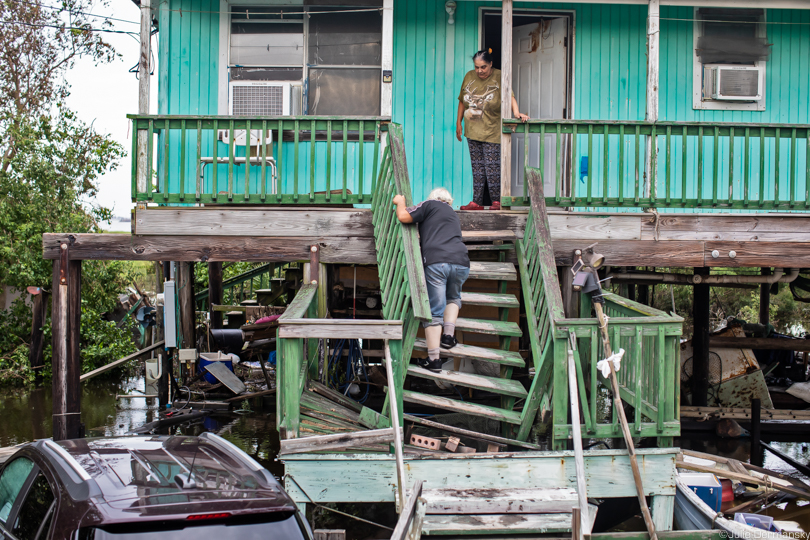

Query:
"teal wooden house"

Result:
[[76, 0, 810, 534]]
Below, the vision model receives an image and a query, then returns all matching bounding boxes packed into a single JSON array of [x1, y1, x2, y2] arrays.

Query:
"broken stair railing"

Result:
[[552, 292, 683, 450], [513, 166, 567, 442], [129, 115, 387, 204], [371, 123, 432, 426], [504, 119, 810, 210], [275, 282, 404, 439], [194, 262, 277, 311]]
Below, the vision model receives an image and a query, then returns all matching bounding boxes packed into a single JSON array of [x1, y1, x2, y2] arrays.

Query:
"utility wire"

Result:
[[8, 0, 140, 25], [0, 18, 139, 35]]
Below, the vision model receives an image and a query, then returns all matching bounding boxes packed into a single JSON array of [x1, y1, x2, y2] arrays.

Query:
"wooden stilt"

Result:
[[209, 262, 223, 330], [29, 290, 47, 382], [52, 245, 82, 441], [178, 262, 196, 348], [759, 268, 770, 325], [692, 267, 710, 407]]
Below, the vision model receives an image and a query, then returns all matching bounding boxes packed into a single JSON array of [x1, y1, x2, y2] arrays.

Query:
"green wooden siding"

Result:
[[152, 1, 810, 208]]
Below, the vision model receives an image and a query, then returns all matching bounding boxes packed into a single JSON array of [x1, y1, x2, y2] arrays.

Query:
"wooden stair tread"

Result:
[[466, 244, 514, 251], [421, 487, 578, 515], [461, 291, 519, 308], [407, 366, 528, 398], [462, 230, 516, 243], [413, 339, 525, 367], [468, 261, 517, 281], [421, 513, 573, 535], [456, 317, 522, 337], [402, 390, 521, 424]]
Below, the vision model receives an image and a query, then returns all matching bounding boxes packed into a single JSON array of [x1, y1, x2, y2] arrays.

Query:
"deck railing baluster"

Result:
[[179, 119, 186, 201], [244, 119, 251, 201], [196, 121, 202, 201]]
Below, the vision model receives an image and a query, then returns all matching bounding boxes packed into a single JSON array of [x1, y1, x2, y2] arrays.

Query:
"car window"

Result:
[[87, 513, 307, 539], [12, 472, 56, 540], [0, 457, 35, 523]]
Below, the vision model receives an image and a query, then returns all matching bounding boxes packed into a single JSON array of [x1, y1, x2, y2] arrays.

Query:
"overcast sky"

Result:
[[65, 0, 158, 230]]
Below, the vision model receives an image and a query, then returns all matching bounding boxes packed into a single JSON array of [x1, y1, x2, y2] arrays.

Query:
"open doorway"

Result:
[[481, 10, 573, 199]]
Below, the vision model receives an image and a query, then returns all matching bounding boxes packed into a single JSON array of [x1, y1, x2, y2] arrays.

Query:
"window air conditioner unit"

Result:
[[229, 81, 292, 116], [704, 65, 763, 101]]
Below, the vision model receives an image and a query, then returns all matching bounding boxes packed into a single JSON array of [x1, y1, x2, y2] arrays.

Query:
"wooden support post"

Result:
[[177, 262, 195, 349], [567, 344, 590, 536], [380, 0, 393, 118], [692, 267, 710, 407], [384, 340, 407, 513], [500, 0, 513, 203], [759, 268, 770, 325], [750, 398, 762, 467], [29, 289, 47, 381], [52, 245, 82, 441], [136, 0, 151, 196], [644, 0, 659, 198], [209, 262, 223, 330]]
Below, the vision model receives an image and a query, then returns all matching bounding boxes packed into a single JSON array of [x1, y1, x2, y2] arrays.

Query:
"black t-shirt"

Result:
[[406, 199, 470, 268]]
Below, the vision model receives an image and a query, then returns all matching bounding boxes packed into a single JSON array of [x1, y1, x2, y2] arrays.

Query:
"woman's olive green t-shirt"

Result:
[[458, 68, 503, 145]]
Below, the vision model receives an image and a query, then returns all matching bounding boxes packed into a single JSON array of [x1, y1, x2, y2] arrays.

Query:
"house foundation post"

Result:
[[759, 268, 770, 325], [52, 243, 82, 441], [209, 262, 223, 330], [691, 267, 710, 406]]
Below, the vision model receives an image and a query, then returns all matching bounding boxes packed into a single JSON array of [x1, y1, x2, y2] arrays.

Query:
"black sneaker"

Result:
[[440, 334, 458, 349], [415, 357, 443, 373]]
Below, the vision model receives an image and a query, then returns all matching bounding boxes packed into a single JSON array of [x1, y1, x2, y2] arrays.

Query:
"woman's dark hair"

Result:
[[472, 49, 493, 64]]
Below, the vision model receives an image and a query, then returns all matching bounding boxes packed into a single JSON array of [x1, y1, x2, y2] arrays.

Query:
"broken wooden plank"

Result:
[[279, 428, 395, 455], [468, 261, 517, 281], [709, 336, 810, 351], [680, 406, 810, 421], [421, 513, 573, 535], [308, 381, 363, 413], [80, 340, 165, 382], [391, 480, 424, 540], [404, 414, 541, 450], [223, 388, 275, 403], [402, 390, 521, 424]]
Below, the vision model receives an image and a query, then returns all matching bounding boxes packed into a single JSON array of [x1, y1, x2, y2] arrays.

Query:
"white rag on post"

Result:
[[597, 348, 625, 378]]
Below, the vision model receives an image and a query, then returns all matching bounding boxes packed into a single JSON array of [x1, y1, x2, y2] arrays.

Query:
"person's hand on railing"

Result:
[[392, 194, 413, 224]]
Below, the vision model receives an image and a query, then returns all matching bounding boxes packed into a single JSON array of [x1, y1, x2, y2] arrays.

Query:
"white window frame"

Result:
[[692, 7, 766, 112]]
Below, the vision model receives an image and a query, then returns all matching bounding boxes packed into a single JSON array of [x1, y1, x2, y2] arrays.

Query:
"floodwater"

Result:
[[0, 377, 282, 477], [2, 379, 810, 534]]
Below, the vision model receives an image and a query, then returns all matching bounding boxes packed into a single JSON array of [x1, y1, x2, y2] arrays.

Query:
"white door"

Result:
[[511, 18, 568, 198]]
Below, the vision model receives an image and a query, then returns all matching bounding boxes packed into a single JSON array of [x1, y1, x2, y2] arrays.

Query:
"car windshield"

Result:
[[87, 513, 307, 540]]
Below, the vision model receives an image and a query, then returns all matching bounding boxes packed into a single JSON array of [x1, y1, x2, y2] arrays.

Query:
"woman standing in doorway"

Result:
[[456, 49, 528, 210]]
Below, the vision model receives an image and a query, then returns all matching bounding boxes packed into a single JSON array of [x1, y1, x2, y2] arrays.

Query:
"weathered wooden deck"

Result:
[[280, 447, 679, 531], [45, 207, 810, 268]]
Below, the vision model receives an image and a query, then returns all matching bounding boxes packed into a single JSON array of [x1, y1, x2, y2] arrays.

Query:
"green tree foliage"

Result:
[[0, 0, 136, 385]]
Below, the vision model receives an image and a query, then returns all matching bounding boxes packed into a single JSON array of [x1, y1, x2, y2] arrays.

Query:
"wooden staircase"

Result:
[[404, 236, 528, 432]]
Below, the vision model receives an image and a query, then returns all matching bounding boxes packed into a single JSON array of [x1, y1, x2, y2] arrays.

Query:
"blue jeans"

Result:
[[424, 263, 470, 327]]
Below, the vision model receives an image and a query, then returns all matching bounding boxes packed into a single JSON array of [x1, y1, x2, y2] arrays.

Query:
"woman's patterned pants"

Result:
[[467, 139, 501, 205]]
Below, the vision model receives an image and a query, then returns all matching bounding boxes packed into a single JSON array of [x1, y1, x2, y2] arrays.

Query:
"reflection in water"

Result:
[[0, 378, 281, 478]]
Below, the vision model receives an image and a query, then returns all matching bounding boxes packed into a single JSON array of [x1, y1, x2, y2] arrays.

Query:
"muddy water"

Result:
[[0, 377, 282, 477]]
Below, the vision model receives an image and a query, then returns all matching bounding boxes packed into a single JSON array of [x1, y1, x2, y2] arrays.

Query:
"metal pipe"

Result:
[[610, 268, 800, 285]]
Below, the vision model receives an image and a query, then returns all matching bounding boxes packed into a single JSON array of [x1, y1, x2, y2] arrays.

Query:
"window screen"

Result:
[[230, 7, 304, 66], [697, 8, 769, 64], [307, 9, 382, 115]]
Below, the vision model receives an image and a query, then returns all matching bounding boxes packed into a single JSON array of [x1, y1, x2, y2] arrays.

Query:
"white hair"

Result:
[[427, 187, 453, 205]]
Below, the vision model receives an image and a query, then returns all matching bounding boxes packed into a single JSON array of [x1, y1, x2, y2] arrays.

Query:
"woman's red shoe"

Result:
[[460, 201, 484, 210]]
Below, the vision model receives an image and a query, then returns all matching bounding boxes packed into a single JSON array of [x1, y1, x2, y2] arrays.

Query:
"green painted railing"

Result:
[[194, 263, 277, 311], [504, 119, 810, 210], [129, 115, 387, 204], [552, 292, 683, 449], [371, 123, 432, 426], [514, 167, 566, 442]]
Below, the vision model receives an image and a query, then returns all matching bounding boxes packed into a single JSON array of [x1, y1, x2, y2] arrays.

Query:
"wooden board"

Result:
[[402, 390, 521, 424], [468, 261, 518, 281], [462, 230, 516, 242], [278, 319, 403, 339], [704, 241, 810, 267], [43, 234, 376, 264], [552, 240, 706, 268], [279, 428, 394, 455], [421, 487, 577, 514], [413, 338, 525, 367], [134, 208, 374, 237], [454, 317, 522, 337], [421, 513, 573, 534], [407, 365, 528, 398], [461, 291, 520, 309], [680, 406, 810, 421], [281, 448, 679, 504]]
